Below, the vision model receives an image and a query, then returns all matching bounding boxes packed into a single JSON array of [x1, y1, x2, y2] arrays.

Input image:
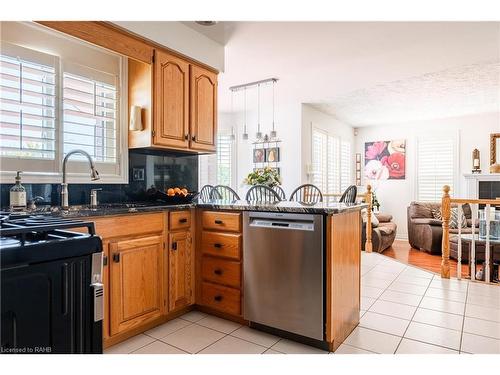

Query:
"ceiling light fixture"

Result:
[[270, 80, 277, 139], [256, 84, 262, 140], [195, 21, 217, 26], [242, 88, 248, 140]]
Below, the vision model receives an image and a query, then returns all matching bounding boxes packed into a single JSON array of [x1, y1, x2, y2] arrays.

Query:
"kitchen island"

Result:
[[196, 199, 365, 351], [7, 199, 365, 351]]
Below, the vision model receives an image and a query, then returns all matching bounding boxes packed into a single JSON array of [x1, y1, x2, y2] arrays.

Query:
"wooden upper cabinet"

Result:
[[109, 235, 163, 335], [153, 50, 190, 149], [128, 49, 218, 153], [190, 65, 217, 152], [168, 231, 193, 312]]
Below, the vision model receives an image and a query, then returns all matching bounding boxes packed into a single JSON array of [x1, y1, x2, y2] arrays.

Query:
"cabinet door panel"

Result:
[[169, 231, 193, 311], [154, 50, 189, 149], [110, 235, 162, 335], [190, 65, 217, 152]]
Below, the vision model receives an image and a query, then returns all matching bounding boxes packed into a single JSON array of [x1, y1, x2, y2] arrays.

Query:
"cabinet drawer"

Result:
[[169, 210, 191, 231], [201, 282, 241, 316], [201, 231, 241, 260], [202, 211, 241, 232], [201, 256, 241, 288]]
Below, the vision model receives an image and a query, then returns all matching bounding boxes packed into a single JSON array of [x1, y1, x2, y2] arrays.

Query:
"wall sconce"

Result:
[[129, 105, 143, 131]]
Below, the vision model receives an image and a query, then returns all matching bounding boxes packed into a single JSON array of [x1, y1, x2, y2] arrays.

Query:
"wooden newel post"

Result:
[[441, 185, 451, 279], [365, 184, 373, 253]]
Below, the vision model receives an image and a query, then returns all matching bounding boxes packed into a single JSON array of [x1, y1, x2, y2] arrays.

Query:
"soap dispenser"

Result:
[[10, 171, 27, 211]]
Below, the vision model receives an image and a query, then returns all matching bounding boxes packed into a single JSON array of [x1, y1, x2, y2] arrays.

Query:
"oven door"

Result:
[[1, 254, 102, 354]]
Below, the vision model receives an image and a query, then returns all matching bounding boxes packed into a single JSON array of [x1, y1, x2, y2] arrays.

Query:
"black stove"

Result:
[[1, 212, 103, 354]]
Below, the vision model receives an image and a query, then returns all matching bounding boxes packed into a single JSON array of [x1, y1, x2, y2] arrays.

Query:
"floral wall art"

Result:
[[364, 140, 406, 180]]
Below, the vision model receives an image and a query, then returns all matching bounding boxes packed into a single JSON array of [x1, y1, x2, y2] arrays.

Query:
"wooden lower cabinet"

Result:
[[201, 282, 241, 316], [168, 230, 193, 312], [196, 209, 243, 318], [109, 235, 163, 335]]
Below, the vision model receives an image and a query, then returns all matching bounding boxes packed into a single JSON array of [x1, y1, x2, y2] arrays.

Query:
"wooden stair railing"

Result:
[[441, 185, 500, 282]]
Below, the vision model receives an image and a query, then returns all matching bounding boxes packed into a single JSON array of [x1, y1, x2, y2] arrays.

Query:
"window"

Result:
[[216, 134, 233, 186], [62, 68, 117, 164], [199, 133, 235, 188], [416, 136, 457, 201], [341, 140, 351, 191], [0, 47, 57, 164], [311, 128, 352, 195], [0, 22, 126, 183]]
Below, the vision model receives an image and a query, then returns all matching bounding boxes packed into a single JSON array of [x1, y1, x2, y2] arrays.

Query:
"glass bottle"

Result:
[[10, 171, 26, 211]]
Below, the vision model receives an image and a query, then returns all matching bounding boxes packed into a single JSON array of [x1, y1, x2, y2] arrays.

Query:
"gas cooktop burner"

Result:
[[0, 213, 96, 248]]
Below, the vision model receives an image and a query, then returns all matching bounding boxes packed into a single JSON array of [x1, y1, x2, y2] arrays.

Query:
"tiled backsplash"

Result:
[[0, 149, 199, 207]]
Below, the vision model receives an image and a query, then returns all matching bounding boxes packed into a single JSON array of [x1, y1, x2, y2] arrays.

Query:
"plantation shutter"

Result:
[[327, 135, 340, 194], [417, 137, 455, 201], [0, 43, 57, 162], [216, 134, 232, 186], [199, 133, 233, 189], [62, 62, 119, 174], [312, 129, 327, 192], [340, 140, 351, 191]]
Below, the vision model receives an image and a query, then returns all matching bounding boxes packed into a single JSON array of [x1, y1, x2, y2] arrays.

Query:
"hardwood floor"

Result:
[[383, 239, 470, 278]]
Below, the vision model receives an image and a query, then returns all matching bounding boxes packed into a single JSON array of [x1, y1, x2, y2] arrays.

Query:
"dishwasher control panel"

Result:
[[250, 219, 315, 231]]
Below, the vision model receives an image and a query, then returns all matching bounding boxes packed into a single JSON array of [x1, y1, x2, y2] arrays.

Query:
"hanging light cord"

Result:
[[272, 81, 275, 131], [230, 90, 234, 137], [257, 84, 261, 133], [244, 87, 247, 133]]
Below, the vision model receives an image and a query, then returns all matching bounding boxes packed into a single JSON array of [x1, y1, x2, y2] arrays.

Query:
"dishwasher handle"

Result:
[[249, 218, 315, 231]]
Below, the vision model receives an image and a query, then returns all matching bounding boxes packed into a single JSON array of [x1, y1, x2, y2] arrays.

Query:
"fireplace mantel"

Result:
[[463, 173, 500, 199]]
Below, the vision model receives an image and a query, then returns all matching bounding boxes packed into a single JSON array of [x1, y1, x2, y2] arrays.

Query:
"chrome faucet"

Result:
[[61, 150, 100, 209]]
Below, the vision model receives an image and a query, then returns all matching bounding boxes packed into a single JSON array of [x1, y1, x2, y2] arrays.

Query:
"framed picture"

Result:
[[253, 148, 266, 163], [364, 139, 406, 180], [266, 147, 280, 162]]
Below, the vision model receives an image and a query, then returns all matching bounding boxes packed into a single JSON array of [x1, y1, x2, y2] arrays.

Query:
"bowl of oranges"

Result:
[[160, 186, 198, 204]]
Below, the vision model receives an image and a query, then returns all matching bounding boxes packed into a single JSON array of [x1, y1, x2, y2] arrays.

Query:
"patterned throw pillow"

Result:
[[431, 207, 467, 229]]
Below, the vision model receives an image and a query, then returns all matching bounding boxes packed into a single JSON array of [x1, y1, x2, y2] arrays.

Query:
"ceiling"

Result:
[[213, 22, 500, 127], [310, 61, 500, 126]]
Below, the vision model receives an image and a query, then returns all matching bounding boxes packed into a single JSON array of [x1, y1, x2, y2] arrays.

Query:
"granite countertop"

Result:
[[3, 200, 366, 218], [196, 199, 367, 215], [7, 202, 195, 218]]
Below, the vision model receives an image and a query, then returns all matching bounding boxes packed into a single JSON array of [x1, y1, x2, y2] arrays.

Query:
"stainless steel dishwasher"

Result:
[[243, 211, 324, 341]]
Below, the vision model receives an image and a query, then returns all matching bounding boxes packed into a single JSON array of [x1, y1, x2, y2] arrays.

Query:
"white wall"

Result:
[[113, 21, 225, 71], [355, 112, 500, 240], [301, 104, 355, 185]]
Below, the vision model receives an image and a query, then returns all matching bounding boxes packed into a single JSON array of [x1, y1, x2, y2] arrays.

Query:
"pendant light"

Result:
[[230, 89, 235, 141], [256, 84, 262, 140], [270, 80, 277, 139], [242, 87, 248, 140]]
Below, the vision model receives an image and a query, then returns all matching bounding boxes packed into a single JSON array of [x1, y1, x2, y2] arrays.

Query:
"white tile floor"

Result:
[[105, 252, 500, 354]]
